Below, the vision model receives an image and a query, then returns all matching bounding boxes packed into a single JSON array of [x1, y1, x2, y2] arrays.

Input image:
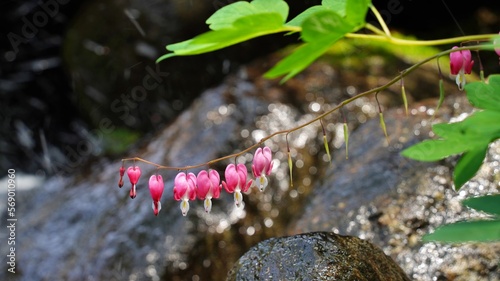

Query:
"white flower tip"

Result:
[[234, 191, 243, 207], [204, 198, 212, 213], [180, 200, 189, 216], [456, 72, 465, 91], [257, 176, 268, 192], [152, 201, 162, 215]]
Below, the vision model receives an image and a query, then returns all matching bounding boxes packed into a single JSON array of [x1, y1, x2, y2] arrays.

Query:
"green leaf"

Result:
[[264, 38, 338, 82], [287, 0, 370, 28], [162, 13, 287, 58], [265, 10, 354, 81], [301, 10, 353, 41], [488, 73, 500, 90], [431, 110, 500, 140], [286, 5, 326, 27], [322, 0, 346, 16], [465, 77, 500, 111], [401, 139, 479, 162], [206, 2, 258, 30], [423, 219, 500, 243], [462, 110, 500, 137], [251, 0, 289, 22], [453, 146, 488, 190], [463, 195, 500, 216], [431, 122, 463, 139], [206, 0, 288, 30], [158, 0, 291, 62], [345, 0, 371, 27]]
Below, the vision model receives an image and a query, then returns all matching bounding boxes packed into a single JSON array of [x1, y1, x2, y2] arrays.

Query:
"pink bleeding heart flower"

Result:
[[149, 174, 164, 216], [450, 46, 474, 90], [252, 147, 274, 191], [222, 164, 252, 207], [196, 170, 221, 213], [127, 166, 141, 199], [173, 172, 197, 216], [118, 166, 125, 188]]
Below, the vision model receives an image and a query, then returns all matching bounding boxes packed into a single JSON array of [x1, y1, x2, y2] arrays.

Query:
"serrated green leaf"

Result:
[[465, 78, 500, 111], [463, 195, 500, 216], [206, 2, 258, 30], [286, 5, 326, 27], [264, 38, 336, 82], [431, 110, 500, 140], [322, 0, 346, 16], [453, 146, 488, 190], [431, 122, 465, 139], [423, 220, 500, 243], [163, 13, 287, 57], [206, 0, 288, 30], [461, 110, 500, 138], [488, 73, 500, 89], [301, 10, 353, 41], [345, 0, 371, 27], [265, 10, 354, 82], [401, 139, 479, 162], [287, 0, 370, 28], [251, 0, 289, 22]]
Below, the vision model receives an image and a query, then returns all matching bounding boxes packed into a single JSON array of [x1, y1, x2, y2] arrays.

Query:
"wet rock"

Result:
[[227, 232, 411, 281]]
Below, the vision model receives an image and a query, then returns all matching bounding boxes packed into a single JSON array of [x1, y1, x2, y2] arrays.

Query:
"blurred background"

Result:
[[1, 1, 500, 281]]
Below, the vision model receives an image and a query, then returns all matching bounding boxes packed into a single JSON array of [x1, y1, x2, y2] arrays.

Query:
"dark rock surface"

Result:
[[227, 232, 411, 281]]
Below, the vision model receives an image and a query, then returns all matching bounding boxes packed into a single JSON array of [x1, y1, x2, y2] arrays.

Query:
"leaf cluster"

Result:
[[422, 195, 500, 243], [402, 75, 500, 190], [157, 0, 371, 82], [402, 75, 500, 243]]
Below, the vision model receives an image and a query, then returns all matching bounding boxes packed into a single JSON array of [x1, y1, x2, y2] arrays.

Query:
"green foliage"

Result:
[[265, 10, 356, 82], [423, 195, 500, 243], [463, 194, 500, 216], [423, 219, 500, 243], [402, 75, 500, 190], [157, 0, 372, 82], [404, 76, 500, 244], [466, 75, 500, 110], [156, 0, 291, 62], [205, 0, 288, 30], [264, 0, 371, 82]]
